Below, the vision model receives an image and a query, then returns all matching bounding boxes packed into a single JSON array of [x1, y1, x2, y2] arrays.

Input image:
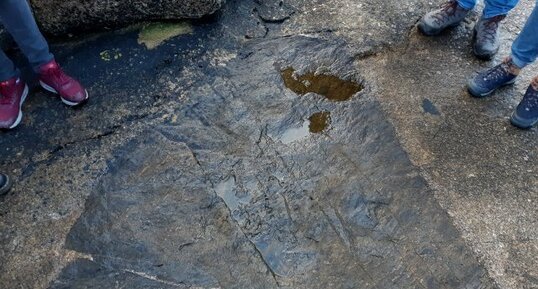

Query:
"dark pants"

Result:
[[0, 0, 54, 82]]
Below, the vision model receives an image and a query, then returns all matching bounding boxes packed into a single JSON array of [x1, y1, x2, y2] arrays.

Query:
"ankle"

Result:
[[502, 57, 521, 75], [531, 77, 538, 91]]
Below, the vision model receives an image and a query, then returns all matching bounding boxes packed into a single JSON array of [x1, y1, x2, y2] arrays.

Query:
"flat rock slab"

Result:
[[2, 0, 535, 288], [48, 34, 491, 288]]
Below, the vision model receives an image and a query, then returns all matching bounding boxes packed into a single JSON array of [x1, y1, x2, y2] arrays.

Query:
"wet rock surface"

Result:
[[42, 30, 490, 288], [0, 0, 536, 288], [29, 0, 223, 36]]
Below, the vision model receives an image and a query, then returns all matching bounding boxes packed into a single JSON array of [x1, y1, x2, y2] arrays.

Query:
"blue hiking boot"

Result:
[[418, 0, 470, 36], [467, 62, 518, 98], [511, 84, 538, 129]]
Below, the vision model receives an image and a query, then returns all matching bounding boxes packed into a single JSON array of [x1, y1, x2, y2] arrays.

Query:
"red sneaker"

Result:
[[0, 77, 28, 129], [38, 60, 88, 106]]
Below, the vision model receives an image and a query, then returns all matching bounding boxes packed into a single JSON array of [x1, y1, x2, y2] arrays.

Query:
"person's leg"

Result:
[[0, 0, 53, 71], [473, 0, 519, 59], [0, 0, 87, 110], [510, 1, 538, 69], [457, 0, 478, 10], [468, 2, 538, 128], [483, 0, 519, 18], [510, 4, 538, 128], [0, 49, 18, 82]]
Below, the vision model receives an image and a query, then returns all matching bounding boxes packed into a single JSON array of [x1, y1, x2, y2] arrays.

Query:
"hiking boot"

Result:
[[0, 77, 29, 129], [467, 60, 518, 97], [38, 60, 88, 106], [418, 0, 471, 36], [473, 15, 505, 60], [511, 83, 538, 129], [0, 173, 12, 195]]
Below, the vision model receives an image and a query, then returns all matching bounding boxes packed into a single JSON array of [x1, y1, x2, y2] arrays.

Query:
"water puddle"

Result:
[[279, 120, 310, 144], [215, 177, 251, 212], [308, 111, 330, 133], [281, 67, 362, 101], [422, 98, 440, 116], [278, 111, 331, 143], [138, 22, 192, 49]]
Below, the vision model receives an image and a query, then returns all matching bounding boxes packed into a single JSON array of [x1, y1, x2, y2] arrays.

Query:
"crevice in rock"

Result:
[[16, 112, 155, 178], [123, 269, 188, 288]]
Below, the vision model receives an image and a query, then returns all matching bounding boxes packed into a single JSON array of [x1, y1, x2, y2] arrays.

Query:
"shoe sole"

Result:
[[510, 112, 538, 129], [8, 84, 29, 129], [473, 48, 497, 61], [418, 22, 460, 36], [0, 175, 12, 196], [467, 78, 516, 98], [39, 81, 89, 106]]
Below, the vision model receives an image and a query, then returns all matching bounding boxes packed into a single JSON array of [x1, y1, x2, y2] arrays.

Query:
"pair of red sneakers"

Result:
[[0, 60, 88, 129]]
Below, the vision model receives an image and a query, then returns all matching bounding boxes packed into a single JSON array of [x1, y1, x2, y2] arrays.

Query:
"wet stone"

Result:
[[281, 67, 363, 101], [254, 0, 296, 22], [0, 1, 496, 288], [44, 32, 491, 289]]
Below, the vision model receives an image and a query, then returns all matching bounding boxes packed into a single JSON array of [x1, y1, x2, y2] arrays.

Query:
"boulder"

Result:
[[28, 0, 224, 36]]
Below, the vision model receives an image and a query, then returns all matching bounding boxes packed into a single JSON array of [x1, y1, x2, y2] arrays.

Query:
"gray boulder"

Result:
[[29, 0, 224, 36]]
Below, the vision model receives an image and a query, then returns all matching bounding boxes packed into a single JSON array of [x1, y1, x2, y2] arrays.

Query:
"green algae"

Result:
[[138, 22, 192, 49]]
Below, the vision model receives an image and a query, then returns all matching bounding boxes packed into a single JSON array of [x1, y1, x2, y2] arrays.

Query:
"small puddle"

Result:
[[281, 68, 362, 101], [279, 120, 310, 144], [422, 98, 440, 116], [308, 111, 330, 133], [278, 111, 331, 143], [215, 177, 251, 212]]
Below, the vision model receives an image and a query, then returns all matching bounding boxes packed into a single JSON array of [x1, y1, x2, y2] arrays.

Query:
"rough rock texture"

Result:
[[29, 0, 224, 36], [0, 0, 536, 288]]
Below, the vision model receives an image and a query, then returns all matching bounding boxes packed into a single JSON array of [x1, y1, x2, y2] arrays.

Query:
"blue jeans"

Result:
[[510, 2, 538, 68], [457, 0, 519, 18], [0, 0, 54, 82]]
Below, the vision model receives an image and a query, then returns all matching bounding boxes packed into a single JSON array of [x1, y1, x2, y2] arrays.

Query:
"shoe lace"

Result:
[[483, 63, 511, 82], [479, 15, 505, 43], [433, 1, 460, 25]]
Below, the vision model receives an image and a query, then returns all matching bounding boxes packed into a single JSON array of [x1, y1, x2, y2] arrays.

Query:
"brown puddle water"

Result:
[[309, 112, 330, 133], [281, 68, 362, 101]]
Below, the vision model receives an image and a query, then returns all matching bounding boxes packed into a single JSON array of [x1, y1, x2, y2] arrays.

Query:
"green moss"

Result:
[[138, 22, 192, 49], [99, 49, 122, 61]]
